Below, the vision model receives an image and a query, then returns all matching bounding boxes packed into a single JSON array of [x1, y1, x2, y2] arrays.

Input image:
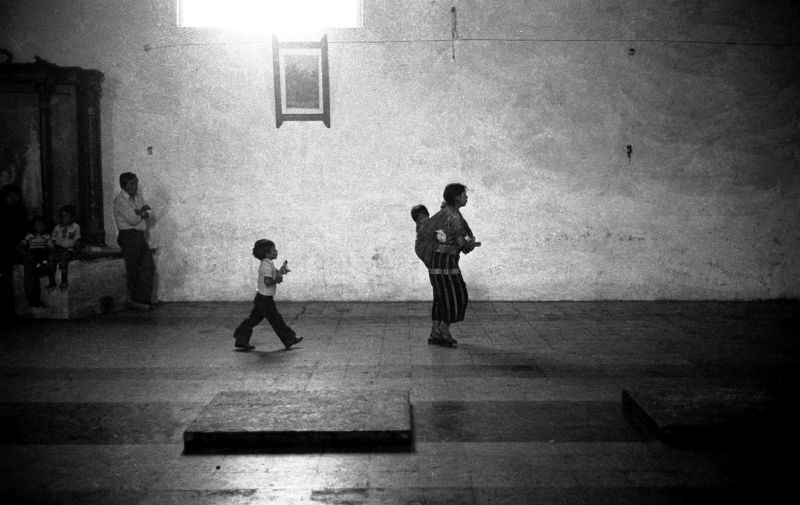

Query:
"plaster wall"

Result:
[[2, 0, 799, 301]]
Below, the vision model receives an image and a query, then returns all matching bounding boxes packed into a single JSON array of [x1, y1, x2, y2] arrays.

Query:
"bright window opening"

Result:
[[178, 0, 362, 31]]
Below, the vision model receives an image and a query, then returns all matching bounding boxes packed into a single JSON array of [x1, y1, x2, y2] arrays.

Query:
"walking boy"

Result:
[[233, 239, 303, 351]]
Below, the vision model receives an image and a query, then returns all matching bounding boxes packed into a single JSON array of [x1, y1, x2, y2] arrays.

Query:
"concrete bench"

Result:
[[13, 256, 129, 319]]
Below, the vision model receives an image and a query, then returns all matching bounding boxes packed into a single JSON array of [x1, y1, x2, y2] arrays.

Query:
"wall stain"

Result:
[[292, 305, 307, 321], [543, 230, 646, 243]]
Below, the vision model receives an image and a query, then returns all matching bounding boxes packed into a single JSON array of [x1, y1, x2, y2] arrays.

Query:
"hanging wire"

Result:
[[451, 6, 459, 60], [142, 37, 800, 52]]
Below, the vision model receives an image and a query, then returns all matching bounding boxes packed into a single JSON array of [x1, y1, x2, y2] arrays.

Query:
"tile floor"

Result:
[[0, 300, 797, 504]]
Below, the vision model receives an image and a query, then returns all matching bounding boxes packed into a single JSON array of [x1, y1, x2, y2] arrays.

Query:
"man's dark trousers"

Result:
[[117, 229, 154, 304]]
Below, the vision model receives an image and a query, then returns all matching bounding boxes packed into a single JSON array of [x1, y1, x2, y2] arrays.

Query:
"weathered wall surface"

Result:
[[2, 0, 798, 300]]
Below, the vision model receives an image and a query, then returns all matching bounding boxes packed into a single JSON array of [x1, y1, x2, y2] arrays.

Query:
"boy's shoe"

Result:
[[127, 300, 152, 311], [284, 336, 303, 350], [234, 344, 255, 352]]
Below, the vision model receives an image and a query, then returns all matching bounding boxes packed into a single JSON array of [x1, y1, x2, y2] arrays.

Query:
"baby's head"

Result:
[[252, 239, 277, 260], [58, 205, 76, 226], [410, 204, 429, 223]]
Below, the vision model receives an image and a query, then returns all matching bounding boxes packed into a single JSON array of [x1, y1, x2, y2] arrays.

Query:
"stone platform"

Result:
[[183, 390, 413, 454], [622, 383, 778, 448], [13, 256, 128, 319]]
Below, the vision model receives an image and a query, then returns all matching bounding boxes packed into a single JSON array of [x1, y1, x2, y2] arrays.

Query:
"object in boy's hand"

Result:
[[435, 229, 447, 243], [465, 236, 482, 247], [281, 260, 290, 274]]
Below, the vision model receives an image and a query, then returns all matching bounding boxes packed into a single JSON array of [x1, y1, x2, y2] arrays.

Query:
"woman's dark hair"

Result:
[[119, 172, 137, 188], [0, 183, 22, 206], [252, 239, 275, 260], [410, 204, 429, 222], [442, 183, 467, 206]]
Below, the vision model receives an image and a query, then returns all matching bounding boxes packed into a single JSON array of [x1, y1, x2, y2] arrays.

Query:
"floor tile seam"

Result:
[[0, 400, 209, 406], [0, 485, 753, 496], [0, 396, 626, 403], [0, 445, 771, 456], [0, 397, 627, 405], [0, 376, 286, 383], [0, 376, 651, 384], [0, 442, 186, 450]]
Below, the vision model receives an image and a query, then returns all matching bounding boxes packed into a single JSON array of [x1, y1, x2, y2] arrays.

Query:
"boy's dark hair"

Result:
[[252, 239, 275, 260], [410, 204, 429, 222], [443, 183, 467, 205], [59, 204, 76, 218], [119, 172, 137, 188]]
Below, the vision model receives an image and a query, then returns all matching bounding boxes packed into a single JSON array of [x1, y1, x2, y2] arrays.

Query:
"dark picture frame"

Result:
[[272, 35, 330, 128]]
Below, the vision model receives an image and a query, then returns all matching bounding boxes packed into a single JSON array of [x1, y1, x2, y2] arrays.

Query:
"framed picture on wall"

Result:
[[272, 35, 330, 128]]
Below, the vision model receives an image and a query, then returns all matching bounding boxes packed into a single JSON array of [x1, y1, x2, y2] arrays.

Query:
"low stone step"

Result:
[[622, 383, 777, 448], [183, 390, 413, 454]]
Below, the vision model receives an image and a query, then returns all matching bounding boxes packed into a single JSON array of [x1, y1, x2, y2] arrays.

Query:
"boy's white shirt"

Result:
[[52, 222, 81, 248], [257, 258, 277, 296]]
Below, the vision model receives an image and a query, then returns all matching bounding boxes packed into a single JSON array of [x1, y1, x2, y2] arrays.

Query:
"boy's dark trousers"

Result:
[[23, 249, 54, 305], [234, 293, 296, 347], [52, 245, 75, 284]]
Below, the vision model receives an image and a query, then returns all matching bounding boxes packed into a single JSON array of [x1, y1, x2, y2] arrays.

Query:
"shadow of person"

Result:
[[253, 347, 302, 360]]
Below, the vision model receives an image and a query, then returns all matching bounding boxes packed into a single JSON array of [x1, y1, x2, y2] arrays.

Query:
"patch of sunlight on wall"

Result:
[[177, 0, 362, 31]]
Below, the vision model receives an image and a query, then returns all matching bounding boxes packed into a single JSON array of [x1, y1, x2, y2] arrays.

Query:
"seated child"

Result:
[[51, 205, 81, 288], [23, 216, 53, 276], [22, 216, 56, 304]]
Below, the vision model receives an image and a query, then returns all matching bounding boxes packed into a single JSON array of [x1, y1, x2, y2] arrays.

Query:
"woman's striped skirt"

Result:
[[429, 251, 469, 323]]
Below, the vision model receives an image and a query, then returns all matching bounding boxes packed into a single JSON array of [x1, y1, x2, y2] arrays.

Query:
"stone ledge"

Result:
[[13, 257, 128, 319]]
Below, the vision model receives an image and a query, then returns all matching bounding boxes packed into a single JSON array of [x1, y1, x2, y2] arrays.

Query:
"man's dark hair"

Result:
[[443, 183, 467, 205], [119, 172, 137, 188], [410, 204, 429, 222], [252, 239, 275, 260]]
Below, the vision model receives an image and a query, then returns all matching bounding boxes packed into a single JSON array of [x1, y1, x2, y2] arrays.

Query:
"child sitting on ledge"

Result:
[[51, 205, 81, 289]]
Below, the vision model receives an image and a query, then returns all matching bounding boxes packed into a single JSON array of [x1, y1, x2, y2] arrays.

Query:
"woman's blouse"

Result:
[[430, 207, 470, 256]]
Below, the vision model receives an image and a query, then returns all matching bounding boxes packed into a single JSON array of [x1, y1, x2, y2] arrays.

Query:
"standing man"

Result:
[[113, 172, 155, 310]]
